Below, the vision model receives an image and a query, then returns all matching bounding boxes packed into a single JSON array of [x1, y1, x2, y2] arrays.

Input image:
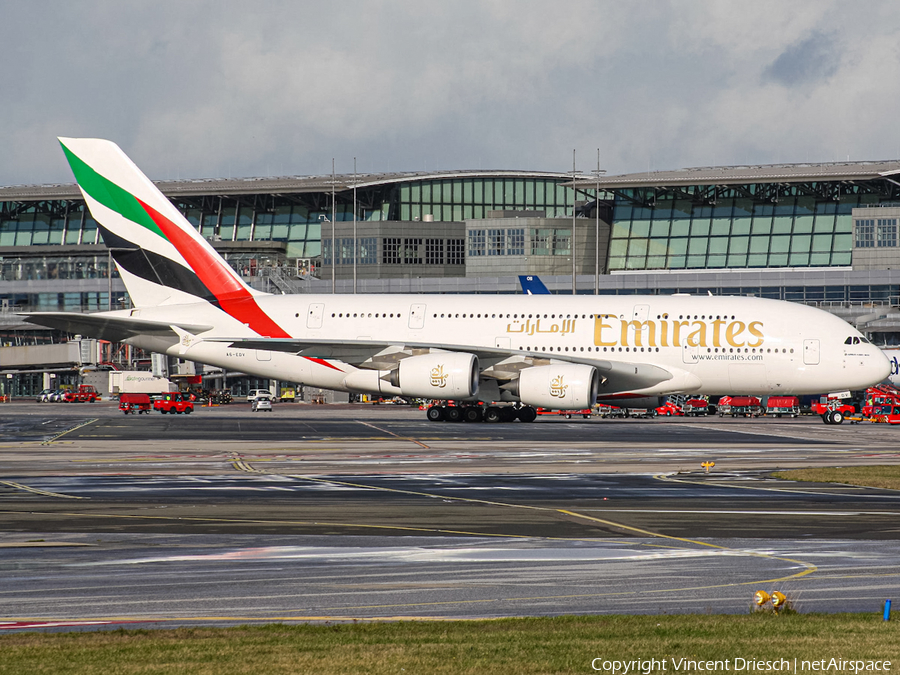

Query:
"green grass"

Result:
[[771, 465, 900, 490], [0, 615, 897, 675]]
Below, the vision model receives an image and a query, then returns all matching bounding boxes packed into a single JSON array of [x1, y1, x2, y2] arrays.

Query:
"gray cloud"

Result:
[[763, 31, 841, 87], [2, 0, 900, 186]]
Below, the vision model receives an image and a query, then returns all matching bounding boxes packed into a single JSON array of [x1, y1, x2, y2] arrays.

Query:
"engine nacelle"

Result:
[[341, 369, 403, 396], [389, 352, 479, 399], [515, 364, 600, 409]]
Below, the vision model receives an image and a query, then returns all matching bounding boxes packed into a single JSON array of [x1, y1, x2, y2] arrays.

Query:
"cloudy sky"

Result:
[[3, 0, 900, 186]]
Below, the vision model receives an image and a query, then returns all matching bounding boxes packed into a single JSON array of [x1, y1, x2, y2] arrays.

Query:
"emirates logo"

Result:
[[550, 375, 568, 398], [431, 365, 448, 388]]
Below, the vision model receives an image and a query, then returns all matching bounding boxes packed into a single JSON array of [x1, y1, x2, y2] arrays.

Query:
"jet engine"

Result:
[[388, 352, 479, 399], [513, 363, 600, 409]]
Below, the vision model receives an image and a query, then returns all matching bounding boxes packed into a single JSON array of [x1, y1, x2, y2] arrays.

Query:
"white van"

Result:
[[247, 389, 274, 403]]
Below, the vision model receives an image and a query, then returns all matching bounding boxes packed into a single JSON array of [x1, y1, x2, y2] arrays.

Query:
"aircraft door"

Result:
[[307, 303, 324, 329], [803, 339, 820, 365], [409, 303, 426, 329], [632, 304, 650, 321], [682, 343, 699, 364]]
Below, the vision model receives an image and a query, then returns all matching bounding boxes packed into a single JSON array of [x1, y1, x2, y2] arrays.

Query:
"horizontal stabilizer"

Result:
[[21, 312, 212, 342]]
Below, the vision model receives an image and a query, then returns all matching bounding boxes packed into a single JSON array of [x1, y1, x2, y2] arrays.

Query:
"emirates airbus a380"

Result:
[[23, 138, 891, 423]]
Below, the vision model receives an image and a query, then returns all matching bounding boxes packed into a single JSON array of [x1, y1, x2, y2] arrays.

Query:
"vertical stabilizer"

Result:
[[59, 138, 289, 337]]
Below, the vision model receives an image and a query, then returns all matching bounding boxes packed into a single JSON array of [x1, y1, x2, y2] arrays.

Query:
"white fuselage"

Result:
[[117, 293, 891, 399]]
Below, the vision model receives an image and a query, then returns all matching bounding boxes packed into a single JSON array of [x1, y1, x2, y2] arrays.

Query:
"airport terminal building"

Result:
[[4, 159, 900, 395]]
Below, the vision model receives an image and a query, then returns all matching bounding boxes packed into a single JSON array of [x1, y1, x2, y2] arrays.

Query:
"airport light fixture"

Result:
[[569, 150, 582, 295], [591, 149, 606, 296], [318, 214, 331, 293], [771, 591, 787, 610]]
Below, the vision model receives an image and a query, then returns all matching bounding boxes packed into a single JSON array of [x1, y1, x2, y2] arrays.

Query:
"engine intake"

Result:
[[515, 364, 600, 409], [389, 352, 479, 399]]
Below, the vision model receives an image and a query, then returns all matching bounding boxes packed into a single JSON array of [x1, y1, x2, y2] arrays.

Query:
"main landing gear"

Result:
[[426, 404, 537, 423]]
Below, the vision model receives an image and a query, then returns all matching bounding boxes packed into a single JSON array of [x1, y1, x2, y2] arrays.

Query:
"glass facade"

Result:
[[393, 177, 573, 221], [1, 175, 575, 266], [605, 186, 882, 271], [586, 283, 900, 305]]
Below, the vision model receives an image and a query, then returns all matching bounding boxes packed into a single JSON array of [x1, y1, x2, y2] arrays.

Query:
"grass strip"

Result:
[[0, 614, 897, 674], [771, 465, 900, 490]]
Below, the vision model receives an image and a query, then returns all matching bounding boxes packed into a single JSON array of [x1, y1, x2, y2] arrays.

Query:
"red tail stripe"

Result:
[[303, 356, 344, 372], [136, 199, 290, 338]]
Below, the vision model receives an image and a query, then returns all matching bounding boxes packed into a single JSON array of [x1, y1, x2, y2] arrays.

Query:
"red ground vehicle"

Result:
[[811, 394, 856, 421], [717, 395, 762, 417], [119, 393, 151, 414], [154, 392, 194, 414], [765, 396, 800, 417], [861, 384, 900, 417], [62, 385, 100, 403], [682, 398, 710, 416], [818, 385, 900, 424], [655, 401, 683, 416]]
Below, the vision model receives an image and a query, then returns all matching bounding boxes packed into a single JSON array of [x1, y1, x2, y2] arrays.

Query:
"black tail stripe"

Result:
[[99, 226, 217, 302]]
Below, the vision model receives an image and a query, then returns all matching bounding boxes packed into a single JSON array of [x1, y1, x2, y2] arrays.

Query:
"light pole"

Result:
[[352, 157, 357, 294], [569, 150, 582, 295], [591, 149, 607, 295], [331, 158, 336, 294], [318, 214, 332, 293]]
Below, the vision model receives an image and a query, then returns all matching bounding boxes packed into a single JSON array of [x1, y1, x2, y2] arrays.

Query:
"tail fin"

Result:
[[59, 137, 259, 309], [518, 275, 551, 295]]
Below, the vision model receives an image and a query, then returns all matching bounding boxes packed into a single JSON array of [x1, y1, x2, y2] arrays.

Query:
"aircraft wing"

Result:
[[21, 312, 213, 342], [205, 336, 676, 392]]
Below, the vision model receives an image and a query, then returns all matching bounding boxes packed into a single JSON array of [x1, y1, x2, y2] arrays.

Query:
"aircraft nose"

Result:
[[872, 346, 893, 383]]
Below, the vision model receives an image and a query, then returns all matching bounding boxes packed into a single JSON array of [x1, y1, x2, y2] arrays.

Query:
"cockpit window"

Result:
[[844, 337, 853, 344]]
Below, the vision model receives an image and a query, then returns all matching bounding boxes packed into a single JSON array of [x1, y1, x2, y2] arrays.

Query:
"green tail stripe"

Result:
[[60, 141, 167, 241]]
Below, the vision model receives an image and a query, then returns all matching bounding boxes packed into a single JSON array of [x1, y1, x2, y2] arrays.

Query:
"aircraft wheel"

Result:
[[444, 406, 463, 422], [499, 406, 518, 423], [484, 406, 502, 423], [426, 405, 444, 422], [517, 406, 537, 423], [832, 411, 844, 425], [822, 411, 833, 424], [463, 407, 484, 423]]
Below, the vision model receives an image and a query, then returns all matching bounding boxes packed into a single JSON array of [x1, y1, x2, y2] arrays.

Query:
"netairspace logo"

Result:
[[590, 658, 893, 673]]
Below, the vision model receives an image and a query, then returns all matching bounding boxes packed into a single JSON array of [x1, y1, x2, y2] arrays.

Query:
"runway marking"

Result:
[[683, 422, 839, 444], [579, 508, 900, 517], [555, 508, 817, 582], [0, 481, 87, 500], [228, 459, 819, 585], [356, 421, 431, 449], [0, 509, 594, 540], [654, 472, 900, 498], [41, 418, 99, 445]]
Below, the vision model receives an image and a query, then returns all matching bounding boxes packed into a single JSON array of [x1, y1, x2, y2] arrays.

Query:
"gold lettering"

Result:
[[711, 319, 726, 348], [659, 319, 669, 347], [593, 315, 618, 346], [624, 320, 656, 347], [672, 321, 690, 347], [725, 321, 746, 347], [687, 322, 706, 347], [747, 321, 764, 348]]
